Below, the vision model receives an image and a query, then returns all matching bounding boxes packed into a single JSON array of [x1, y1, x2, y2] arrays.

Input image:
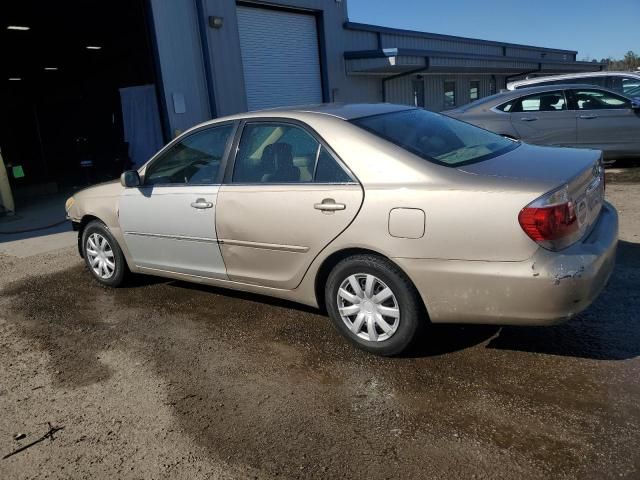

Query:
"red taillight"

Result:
[[519, 202, 578, 242]]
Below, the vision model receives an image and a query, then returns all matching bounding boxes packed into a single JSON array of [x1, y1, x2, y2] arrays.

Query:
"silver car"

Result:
[[445, 84, 640, 159], [66, 104, 618, 356], [507, 71, 640, 97]]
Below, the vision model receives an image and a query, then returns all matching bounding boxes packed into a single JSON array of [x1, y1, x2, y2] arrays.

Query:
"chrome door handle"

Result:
[[579, 114, 597, 119], [520, 117, 538, 122], [314, 198, 346, 212], [190, 198, 213, 209]]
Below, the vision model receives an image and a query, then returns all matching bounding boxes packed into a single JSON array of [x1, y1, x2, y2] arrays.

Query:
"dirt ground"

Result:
[[1, 176, 639, 479]]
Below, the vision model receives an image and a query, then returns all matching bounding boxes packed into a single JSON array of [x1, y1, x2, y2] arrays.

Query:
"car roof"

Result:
[[178, 103, 416, 138], [509, 70, 640, 87], [241, 103, 413, 120], [507, 83, 621, 94]]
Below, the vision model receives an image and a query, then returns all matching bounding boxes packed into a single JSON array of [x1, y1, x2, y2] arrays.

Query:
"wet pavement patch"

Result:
[[1, 239, 640, 478]]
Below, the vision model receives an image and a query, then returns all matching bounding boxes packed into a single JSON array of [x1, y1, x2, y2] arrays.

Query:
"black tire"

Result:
[[81, 220, 128, 287], [325, 254, 425, 356]]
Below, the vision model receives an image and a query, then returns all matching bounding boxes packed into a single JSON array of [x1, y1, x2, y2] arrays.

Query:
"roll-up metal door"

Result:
[[236, 5, 323, 111]]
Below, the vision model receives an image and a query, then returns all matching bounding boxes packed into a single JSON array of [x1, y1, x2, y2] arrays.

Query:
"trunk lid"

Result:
[[459, 143, 605, 246]]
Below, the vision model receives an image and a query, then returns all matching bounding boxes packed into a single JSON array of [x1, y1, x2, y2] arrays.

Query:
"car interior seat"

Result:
[[540, 95, 560, 111], [575, 94, 596, 110], [261, 143, 299, 183]]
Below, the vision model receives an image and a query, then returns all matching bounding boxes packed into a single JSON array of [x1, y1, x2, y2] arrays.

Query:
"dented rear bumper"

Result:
[[394, 201, 618, 325]]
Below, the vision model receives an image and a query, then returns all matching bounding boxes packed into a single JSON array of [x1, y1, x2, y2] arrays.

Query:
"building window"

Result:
[[412, 79, 425, 107], [469, 81, 480, 101], [443, 81, 456, 108]]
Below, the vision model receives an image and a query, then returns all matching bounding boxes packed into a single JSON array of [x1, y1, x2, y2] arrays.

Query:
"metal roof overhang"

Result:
[[344, 48, 605, 77]]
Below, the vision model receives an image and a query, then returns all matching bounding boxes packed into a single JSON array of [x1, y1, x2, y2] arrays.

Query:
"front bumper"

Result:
[[394, 201, 618, 326]]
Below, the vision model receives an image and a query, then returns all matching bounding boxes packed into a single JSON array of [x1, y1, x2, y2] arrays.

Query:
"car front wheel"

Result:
[[325, 254, 424, 356], [82, 220, 128, 287]]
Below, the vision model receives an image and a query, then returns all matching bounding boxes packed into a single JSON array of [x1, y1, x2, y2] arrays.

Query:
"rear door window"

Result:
[[512, 91, 567, 112], [231, 122, 353, 184], [568, 89, 631, 110], [314, 147, 352, 183]]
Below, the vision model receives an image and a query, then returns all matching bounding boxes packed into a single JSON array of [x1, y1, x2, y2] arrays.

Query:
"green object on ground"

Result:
[[12, 165, 25, 178]]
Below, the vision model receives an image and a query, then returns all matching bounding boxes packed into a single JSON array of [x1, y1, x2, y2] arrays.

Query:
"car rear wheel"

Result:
[[82, 220, 128, 287], [325, 254, 424, 356]]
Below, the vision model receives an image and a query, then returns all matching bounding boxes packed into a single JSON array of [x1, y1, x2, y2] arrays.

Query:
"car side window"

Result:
[[232, 122, 351, 184], [314, 147, 352, 183], [570, 89, 631, 110], [579, 76, 607, 88], [495, 100, 515, 112], [512, 91, 566, 112], [618, 77, 640, 96], [144, 125, 233, 186]]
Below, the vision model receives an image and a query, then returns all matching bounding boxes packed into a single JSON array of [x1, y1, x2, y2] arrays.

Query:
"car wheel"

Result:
[[82, 220, 128, 287], [325, 254, 424, 356]]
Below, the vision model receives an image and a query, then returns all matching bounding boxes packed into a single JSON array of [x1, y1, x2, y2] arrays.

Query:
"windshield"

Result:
[[351, 109, 518, 167]]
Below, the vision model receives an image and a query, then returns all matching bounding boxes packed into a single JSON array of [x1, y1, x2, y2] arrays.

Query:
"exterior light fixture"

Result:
[[8, 77, 22, 81], [86, 45, 102, 50], [7, 25, 30, 31], [44, 67, 58, 71], [208, 16, 223, 29]]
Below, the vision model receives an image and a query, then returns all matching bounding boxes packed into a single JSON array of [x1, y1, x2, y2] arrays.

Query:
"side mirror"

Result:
[[632, 98, 640, 110], [120, 170, 141, 188]]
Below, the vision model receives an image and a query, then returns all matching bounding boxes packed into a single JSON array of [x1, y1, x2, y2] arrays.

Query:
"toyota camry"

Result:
[[66, 104, 618, 355]]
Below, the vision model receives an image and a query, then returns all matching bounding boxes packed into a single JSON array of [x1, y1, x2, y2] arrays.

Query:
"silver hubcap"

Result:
[[86, 233, 116, 279], [337, 273, 400, 342]]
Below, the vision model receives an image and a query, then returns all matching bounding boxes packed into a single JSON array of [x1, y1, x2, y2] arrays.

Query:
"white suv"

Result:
[[508, 71, 640, 97]]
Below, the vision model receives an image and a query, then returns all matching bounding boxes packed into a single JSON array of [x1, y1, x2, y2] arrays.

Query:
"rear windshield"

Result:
[[453, 92, 508, 112], [351, 109, 518, 167]]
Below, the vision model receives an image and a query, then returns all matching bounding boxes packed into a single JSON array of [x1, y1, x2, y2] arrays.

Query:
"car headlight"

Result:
[[65, 196, 75, 213]]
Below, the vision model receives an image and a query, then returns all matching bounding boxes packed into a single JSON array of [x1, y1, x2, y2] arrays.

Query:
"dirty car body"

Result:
[[66, 104, 618, 355]]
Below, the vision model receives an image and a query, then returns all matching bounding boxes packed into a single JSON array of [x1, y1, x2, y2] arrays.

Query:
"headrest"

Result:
[[265, 142, 293, 169]]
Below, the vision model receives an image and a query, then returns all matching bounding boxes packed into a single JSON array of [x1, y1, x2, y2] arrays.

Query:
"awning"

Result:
[[344, 48, 604, 76]]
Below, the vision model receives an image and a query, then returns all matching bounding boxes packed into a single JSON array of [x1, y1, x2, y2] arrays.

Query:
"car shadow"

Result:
[[403, 324, 500, 358], [166, 279, 501, 357], [115, 240, 639, 361], [165, 279, 321, 315]]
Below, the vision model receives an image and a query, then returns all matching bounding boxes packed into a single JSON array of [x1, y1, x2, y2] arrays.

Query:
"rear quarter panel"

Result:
[[322, 181, 541, 262], [305, 116, 542, 263]]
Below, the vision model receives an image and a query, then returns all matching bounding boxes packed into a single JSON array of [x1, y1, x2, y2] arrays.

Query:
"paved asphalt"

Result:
[[0, 177, 638, 479]]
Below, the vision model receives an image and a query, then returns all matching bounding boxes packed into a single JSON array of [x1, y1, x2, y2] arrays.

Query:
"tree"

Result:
[[604, 51, 640, 71], [623, 51, 640, 70]]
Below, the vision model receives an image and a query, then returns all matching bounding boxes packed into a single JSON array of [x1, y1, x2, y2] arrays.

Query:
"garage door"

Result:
[[236, 6, 323, 111]]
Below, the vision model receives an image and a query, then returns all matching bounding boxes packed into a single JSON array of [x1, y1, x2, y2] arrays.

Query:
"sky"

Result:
[[347, 0, 639, 60]]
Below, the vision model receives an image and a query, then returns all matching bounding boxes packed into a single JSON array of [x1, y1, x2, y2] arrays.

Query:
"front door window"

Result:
[[144, 125, 234, 186]]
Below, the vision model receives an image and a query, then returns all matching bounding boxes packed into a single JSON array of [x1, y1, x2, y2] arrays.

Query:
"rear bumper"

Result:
[[394, 202, 618, 326]]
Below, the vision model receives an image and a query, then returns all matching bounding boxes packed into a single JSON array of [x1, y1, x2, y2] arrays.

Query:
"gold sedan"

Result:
[[66, 104, 617, 355]]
